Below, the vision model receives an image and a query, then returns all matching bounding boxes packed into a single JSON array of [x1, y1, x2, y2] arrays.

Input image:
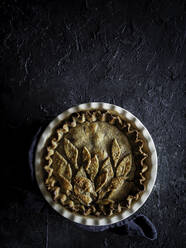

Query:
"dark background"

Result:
[[0, 0, 185, 247]]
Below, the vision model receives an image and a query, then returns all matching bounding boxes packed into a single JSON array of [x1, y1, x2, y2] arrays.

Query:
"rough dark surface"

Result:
[[0, 0, 185, 247]]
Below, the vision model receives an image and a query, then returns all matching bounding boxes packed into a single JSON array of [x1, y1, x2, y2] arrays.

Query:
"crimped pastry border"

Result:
[[35, 103, 157, 226]]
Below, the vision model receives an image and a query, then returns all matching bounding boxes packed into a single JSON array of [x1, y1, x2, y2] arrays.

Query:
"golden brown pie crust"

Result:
[[43, 110, 148, 217]]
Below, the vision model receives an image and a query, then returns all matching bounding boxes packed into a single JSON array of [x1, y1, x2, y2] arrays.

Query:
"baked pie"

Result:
[[43, 110, 148, 217]]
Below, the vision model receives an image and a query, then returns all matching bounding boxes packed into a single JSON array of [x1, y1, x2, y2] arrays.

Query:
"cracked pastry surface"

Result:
[[43, 110, 148, 216]]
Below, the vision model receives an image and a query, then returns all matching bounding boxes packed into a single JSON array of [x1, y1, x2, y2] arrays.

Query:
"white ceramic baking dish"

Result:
[[35, 102, 157, 226]]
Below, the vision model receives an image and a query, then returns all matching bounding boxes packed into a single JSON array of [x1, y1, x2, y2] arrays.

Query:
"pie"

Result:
[[43, 110, 148, 216]]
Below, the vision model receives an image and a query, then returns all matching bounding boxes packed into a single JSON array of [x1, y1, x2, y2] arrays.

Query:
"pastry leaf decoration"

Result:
[[116, 154, 132, 178], [74, 166, 96, 206], [48, 138, 133, 215], [86, 154, 99, 182], [111, 138, 121, 167], [58, 174, 72, 194], [95, 170, 108, 192], [53, 151, 72, 180], [64, 138, 78, 169], [82, 147, 91, 165]]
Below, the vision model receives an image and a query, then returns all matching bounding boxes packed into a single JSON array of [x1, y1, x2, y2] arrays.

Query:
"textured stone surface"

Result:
[[0, 0, 185, 247]]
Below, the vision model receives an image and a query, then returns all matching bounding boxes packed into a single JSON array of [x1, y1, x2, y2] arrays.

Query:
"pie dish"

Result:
[[35, 103, 157, 225]]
